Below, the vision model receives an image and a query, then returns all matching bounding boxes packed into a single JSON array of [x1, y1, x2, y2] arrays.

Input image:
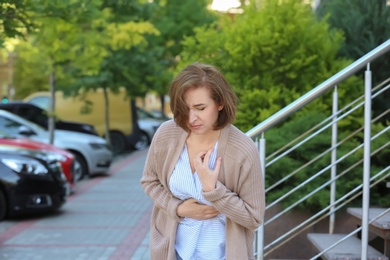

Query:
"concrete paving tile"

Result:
[[0, 247, 116, 260], [30, 213, 141, 227], [4, 228, 129, 245], [0, 149, 152, 259]]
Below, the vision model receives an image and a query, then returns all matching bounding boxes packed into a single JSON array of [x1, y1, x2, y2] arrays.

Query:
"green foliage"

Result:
[[11, 0, 116, 95], [316, 0, 390, 63], [370, 120, 390, 168], [316, 0, 390, 122], [6, 0, 389, 212], [178, 0, 355, 132], [265, 110, 390, 211], [0, 0, 34, 46], [151, 0, 216, 62], [91, 1, 160, 96], [265, 112, 383, 210], [10, 0, 159, 99], [12, 41, 51, 99], [144, 0, 217, 98]]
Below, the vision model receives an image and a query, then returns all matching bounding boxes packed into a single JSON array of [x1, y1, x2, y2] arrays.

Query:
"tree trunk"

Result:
[[48, 71, 55, 144], [103, 87, 111, 146], [160, 94, 165, 116]]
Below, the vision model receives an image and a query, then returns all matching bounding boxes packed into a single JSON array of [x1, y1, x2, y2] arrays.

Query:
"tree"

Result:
[[317, 0, 390, 63], [64, 0, 159, 96], [178, 0, 354, 132], [11, 0, 158, 148], [176, 0, 388, 210], [22, 0, 114, 144], [144, 0, 217, 114], [51, 0, 160, 151], [316, 0, 390, 122], [12, 41, 50, 99], [0, 0, 34, 46]]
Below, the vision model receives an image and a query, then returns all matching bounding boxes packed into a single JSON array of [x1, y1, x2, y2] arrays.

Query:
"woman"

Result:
[[140, 62, 265, 260]]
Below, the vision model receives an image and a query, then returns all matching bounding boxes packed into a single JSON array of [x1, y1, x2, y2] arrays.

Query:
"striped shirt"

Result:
[[169, 142, 226, 260]]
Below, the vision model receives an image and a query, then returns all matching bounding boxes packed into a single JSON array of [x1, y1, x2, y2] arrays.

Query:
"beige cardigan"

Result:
[[140, 120, 265, 260]]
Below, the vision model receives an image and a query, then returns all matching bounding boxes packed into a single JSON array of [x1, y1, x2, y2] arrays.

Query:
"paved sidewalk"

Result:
[[0, 148, 152, 260]]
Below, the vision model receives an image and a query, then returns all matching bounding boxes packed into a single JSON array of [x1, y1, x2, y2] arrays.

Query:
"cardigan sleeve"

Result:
[[202, 140, 265, 230], [140, 126, 182, 222]]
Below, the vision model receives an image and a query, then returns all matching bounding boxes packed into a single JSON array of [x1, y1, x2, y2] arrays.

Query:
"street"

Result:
[[0, 149, 152, 260]]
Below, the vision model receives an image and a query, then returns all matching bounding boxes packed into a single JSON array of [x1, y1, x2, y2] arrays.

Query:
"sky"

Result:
[[210, 0, 241, 12]]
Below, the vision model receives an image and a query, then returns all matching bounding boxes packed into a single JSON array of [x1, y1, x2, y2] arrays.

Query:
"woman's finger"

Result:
[[202, 148, 213, 165]]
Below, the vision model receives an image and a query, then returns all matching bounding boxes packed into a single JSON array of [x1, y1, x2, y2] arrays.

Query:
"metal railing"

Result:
[[248, 39, 390, 259], [247, 39, 390, 137]]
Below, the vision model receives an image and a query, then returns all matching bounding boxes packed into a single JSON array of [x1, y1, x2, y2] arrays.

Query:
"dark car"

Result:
[[0, 101, 99, 136], [0, 131, 79, 194], [0, 148, 68, 220]]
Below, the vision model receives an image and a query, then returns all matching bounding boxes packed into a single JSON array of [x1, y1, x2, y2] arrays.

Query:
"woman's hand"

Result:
[[177, 198, 219, 220], [194, 148, 222, 192]]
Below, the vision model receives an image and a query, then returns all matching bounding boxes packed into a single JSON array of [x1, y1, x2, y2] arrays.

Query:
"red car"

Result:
[[0, 132, 79, 194]]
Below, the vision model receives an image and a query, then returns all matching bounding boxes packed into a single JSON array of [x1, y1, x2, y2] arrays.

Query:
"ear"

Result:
[[218, 104, 224, 111]]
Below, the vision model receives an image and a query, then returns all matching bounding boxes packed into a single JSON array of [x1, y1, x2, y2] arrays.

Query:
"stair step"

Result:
[[347, 207, 390, 231], [307, 233, 388, 260]]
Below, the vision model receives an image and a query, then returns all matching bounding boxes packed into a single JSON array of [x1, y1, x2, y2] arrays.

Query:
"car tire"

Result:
[[0, 191, 6, 221], [72, 158, 82, 184], [109, 131, 126, 154], [72, 152, 88, 181], [134, 131, 150, 150]]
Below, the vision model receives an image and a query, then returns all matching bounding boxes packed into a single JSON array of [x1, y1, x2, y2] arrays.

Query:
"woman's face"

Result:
[[183, 86, 223, 136]]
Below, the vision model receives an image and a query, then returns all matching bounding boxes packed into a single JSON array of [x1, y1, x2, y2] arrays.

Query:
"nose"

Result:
[[189, 109, 197, 123]]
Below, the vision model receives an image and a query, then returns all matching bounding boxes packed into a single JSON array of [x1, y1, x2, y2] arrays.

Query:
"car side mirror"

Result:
[[18, 125, 35, 136]]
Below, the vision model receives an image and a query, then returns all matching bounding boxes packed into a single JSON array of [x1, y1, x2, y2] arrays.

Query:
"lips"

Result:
[[190, 124, 201, 129]]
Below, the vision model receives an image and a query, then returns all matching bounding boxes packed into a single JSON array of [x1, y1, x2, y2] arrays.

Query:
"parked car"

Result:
[[0, 101, 99, 136], [135, 107, 167, 150], [0, 109, 113, 181], [24, 89, 140, 154], [0, 149, 68, 220], [0, 131, 80, 194], [149, 109, 172, 121]]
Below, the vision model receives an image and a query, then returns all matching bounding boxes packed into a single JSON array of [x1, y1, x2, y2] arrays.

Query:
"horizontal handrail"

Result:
[[265, 78, 390, 161], [265, 106, 390, 194], [266, 83, 390, 169], [246, 39, 390, 138]]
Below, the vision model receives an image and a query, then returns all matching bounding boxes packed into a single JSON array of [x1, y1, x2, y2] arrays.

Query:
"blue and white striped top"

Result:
[[169, 142, 226, 260]]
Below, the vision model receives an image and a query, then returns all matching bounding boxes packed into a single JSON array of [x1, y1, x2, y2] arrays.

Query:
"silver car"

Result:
[[135, 107, 167, 150], [0, 109, 113, 181]]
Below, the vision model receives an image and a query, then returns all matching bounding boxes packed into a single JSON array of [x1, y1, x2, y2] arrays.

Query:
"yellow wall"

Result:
[[24, 88, 134, 136], [135, 92, 172, 117]]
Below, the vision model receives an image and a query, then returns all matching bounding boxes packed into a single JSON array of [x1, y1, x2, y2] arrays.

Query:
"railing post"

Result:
[[361, 63, 372, 259], [257, 133, 266, 260], [329, 86, 338, 234]]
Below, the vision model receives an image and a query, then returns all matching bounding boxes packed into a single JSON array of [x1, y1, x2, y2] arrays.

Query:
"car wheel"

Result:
[[109, 131, 126, 154], [72, 158, 82, 184], [0, 191, 6, 221], [134, 132, 150, 150], [72, 152, 88, 181]]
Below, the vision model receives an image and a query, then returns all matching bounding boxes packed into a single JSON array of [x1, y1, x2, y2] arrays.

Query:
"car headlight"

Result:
[[1, 158, 49, 175], [46, 152, 67, 162]]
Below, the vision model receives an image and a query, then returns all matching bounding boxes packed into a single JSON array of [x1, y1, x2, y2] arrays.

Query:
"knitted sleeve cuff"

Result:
[[167, 196, 183, 222], [202, 181, 226, 202]]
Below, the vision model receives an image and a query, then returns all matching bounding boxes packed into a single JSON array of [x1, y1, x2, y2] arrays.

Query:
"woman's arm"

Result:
[[140, 139, 183, 221], [202, 147, 265, 230]]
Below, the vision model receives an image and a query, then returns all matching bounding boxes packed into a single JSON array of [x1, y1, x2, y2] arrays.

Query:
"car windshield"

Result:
[[0, 113, 46, 135], [136, 107, 159, 120], [0, 130, 11, 139]]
